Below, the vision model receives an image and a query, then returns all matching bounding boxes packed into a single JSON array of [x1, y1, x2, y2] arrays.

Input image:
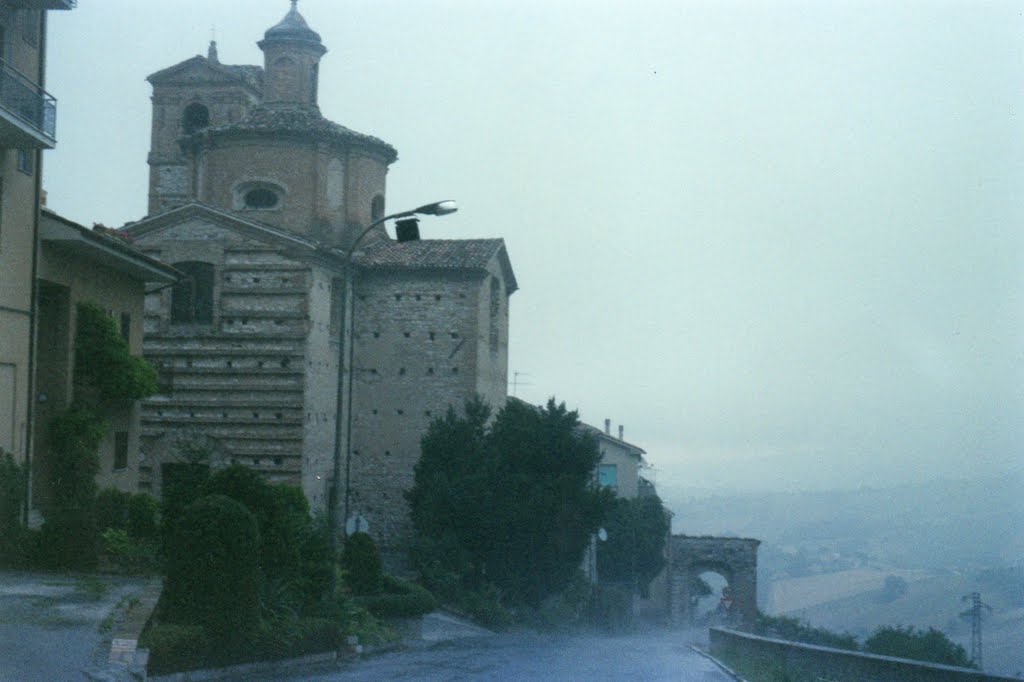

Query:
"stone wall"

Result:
[[134, 221, 339, 509]]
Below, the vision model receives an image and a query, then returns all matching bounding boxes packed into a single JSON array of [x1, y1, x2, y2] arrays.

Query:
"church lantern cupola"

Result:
[[258, 1, 327, 108]]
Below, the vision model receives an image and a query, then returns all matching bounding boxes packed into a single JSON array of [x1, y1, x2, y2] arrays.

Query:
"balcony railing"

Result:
[[0, 58, 56, 147], [7, 0, 76, 9]]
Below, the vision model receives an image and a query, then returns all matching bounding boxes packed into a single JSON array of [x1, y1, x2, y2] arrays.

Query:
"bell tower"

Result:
[[257, 1, 327, 109]]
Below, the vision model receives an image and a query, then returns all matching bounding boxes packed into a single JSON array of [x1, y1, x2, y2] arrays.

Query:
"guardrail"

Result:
[[709, 627, 1022, 682]]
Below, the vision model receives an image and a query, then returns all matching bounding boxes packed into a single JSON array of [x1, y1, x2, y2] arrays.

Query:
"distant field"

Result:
[[767, 568, 930, 614], [766, 570, 1024, 678]]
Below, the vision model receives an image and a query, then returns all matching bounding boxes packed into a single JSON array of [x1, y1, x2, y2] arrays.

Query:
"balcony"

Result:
[[0, 59, 56, 149], [6, 1, 76, 9]]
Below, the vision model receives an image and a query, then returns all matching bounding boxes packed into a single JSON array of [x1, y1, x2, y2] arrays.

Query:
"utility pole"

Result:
[[960, 592, 992, 669]]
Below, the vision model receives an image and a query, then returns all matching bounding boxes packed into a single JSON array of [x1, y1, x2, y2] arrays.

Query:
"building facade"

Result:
[[0, 0, 73, 501], [125, 3, 516, 559], [31, 208, 178, 517]]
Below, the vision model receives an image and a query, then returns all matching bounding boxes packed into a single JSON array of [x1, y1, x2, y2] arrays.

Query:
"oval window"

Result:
[[244, 188, 279, 209]]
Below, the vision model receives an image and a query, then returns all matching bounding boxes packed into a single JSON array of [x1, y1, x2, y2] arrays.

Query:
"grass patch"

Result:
[[75, 576, 108, 600]]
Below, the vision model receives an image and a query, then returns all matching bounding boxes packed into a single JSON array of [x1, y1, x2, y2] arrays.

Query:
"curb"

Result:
[[148, 650, 341, 682], [690, 644, 747, 681]]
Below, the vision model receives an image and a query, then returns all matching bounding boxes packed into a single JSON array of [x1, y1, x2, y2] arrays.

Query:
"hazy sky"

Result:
[[43, 1, 1022, 493]]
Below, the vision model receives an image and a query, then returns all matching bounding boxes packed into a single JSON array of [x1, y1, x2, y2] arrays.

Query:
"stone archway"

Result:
[[669, 535, 760, 627]]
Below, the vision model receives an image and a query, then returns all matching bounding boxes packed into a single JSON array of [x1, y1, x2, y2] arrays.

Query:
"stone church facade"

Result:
[[123, 3, 516, 557]]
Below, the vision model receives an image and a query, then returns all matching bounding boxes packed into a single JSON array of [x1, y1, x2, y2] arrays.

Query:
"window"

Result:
[[599, 464, 618, 489], [371, 195, 385, 222], [244, 188, 279, 209], [171, 261, 214, 325], [113, 432, 128, 471], [120, 312, 131, 342], [17, 150, 34, 176], [182, 102, 210, 134], [234, 182, 284, 211]]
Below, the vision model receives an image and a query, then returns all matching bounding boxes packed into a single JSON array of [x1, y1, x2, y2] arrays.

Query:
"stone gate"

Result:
[[668, 535, 760, 627]]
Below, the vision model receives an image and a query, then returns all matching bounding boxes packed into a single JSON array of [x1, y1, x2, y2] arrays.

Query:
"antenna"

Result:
[[512, 371, 532, 397]]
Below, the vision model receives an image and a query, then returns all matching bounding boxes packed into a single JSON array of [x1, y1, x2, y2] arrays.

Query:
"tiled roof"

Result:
[[356, 238, 505, 271], [195, 107, 397, 162]]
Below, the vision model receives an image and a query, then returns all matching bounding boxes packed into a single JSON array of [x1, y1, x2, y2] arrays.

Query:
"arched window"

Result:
[[371, 194, 385, 222], [182, 103, 210, 135], [244, 188, 279, 209], [171, 261, 214, 325], [234, 182, 284, 211]]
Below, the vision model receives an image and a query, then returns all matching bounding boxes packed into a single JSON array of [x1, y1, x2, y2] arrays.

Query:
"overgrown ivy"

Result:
[[40, 303, 158, 568], [73, 302, 157, 406]]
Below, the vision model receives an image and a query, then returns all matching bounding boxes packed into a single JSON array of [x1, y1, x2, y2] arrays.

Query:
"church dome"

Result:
[[263, 1, 323, 47]]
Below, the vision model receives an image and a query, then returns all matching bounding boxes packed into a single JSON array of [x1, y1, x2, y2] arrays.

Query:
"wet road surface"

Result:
[[271, 628, 735, 682]]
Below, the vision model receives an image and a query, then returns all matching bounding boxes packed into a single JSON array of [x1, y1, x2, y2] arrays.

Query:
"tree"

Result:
[[407, 397, 611, 607], [864, 625, 973, 668], [596, 495, 670, 596]]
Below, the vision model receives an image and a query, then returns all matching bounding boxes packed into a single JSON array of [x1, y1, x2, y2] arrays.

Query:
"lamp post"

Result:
[[330, 200, 458, 542]]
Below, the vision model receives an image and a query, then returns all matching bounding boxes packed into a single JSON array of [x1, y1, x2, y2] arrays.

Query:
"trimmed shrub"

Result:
[[357, 575, 438, 618], [128, 492, 160, 539], [96, 487, 131, 531], [343, 532, 382, 595], [142, 623, 208, 676], [162, 494, 262, 645], [201, 465, 309, 586]]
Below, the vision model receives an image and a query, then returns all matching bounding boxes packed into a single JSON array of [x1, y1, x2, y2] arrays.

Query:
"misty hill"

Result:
[[660, 471, 1024, 572]]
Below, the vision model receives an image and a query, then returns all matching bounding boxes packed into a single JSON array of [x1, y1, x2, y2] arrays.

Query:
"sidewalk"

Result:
[[0, 571, 151, 682]]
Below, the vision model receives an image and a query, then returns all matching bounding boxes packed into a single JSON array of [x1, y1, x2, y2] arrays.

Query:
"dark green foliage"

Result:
[[0, 451, 26, 564], [142, 624, 208, 676], [200, 465, 320, 603], [588, 583, 634, 633], [356, 574, 438, 618], [407, 397, 609, 608], [73, 302, 157, 407], [754, 612, 860, 651], [99, 527, 159, 574], [162, 494, 262, 645], [299, 511, 337, 611], [128, 493, 160, 539], [864, 625, 973, 668], [40, 404, 107, 569], [96, 487, 131, 531], [343, 531, 383, 595], [596, 495, 670, 596]]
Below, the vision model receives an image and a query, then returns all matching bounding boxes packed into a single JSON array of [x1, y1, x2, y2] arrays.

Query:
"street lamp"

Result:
[[330, 200, 458, 542]]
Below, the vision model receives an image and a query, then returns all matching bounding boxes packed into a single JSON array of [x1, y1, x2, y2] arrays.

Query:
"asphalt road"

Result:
[[267, 629, 737, 682], [0, 571, 144, 682]]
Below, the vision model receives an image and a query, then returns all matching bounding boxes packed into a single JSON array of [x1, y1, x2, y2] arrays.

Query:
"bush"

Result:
[[99, 528, 159, 574], [41, 403, 107, 569], [588, 583, 634, 633], [162, 494, 262, 645], [343, 532, 382, 595], [864, 625, 973, 668], [142, 623, 208, 676], [456, 585, 512, 630], [754, 613, 860, 651], [357, 575, 438, 618], [0, 451, 26, 565], [96, 487, 131, 532], [128, 493, 160, 539], [201, 465, 310, 590]]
